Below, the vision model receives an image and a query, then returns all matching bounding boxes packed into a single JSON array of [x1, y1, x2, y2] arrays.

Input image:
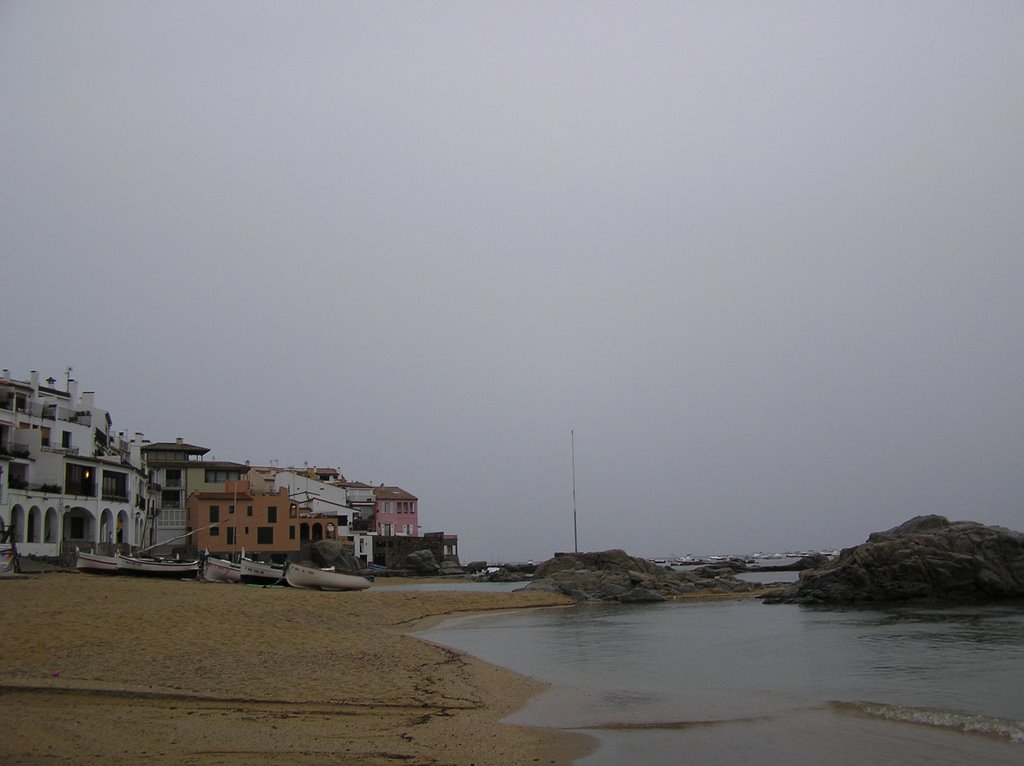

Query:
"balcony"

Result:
[[0, 443, 31, 459]]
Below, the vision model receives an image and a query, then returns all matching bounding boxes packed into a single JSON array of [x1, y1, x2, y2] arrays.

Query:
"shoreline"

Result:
[[0, 573, 594, 765]]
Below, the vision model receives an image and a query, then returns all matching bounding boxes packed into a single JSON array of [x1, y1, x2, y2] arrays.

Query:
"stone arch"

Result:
[[132, 512, 145, 546], [99, 508, 115, 546], [44, 507, 59, 543], [300, 523, 310, 541], [116, 509, 130, 545], [10, 505, 26, 543], [63, 506, 96, 546], [27, 505, 42, 543], [311, 522, 324, 541]]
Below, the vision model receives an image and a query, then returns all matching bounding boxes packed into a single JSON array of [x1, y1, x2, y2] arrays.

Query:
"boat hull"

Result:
[[239, 556, 289, 586], [285, 562, 371, 591], [202, 556, 241, 583], [116, 553, 199, 579], [75, 550, 119, 575]]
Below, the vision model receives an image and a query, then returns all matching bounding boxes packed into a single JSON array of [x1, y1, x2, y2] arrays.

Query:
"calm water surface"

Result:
[[421, 598, 1024, 765]]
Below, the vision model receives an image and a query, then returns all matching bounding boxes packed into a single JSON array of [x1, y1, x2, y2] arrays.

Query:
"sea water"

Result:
[[421, 596, 1024, 765]]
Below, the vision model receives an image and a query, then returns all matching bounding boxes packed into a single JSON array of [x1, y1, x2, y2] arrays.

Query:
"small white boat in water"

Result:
[[75, 548, 119, 575], [285, 562, 371, 591], [201, 555, 242, 583], [115, 552, 200, 579]]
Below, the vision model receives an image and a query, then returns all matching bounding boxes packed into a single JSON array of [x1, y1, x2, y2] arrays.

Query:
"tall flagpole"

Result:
[[571, 430, 578, 554]]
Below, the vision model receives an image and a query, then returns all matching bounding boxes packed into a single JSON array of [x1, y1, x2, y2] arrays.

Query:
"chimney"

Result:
[[176, 437, 184, 445], [2, 369, 9, 380], [81, 392, 95, 410], [30, 370, 39, 390], [68, 379, 78, 402]]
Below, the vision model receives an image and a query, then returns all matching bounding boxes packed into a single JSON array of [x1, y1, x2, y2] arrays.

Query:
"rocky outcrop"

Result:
[[472, 567, 531, 583], [764, 516, 1024, 605], [310, 540, 362, 573], [405, 549, 441, 575], [438, 559, 465, 576], [521, 549, 758, 602]]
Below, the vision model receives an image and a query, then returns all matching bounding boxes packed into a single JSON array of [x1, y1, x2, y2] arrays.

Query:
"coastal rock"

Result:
[[523, 549, 752, 602], [473, 567, 530, 583], [764, 516, 1024, 605], [406, 549, 441, 575], [618, 587, 667, 603], [438, 559, 465, 576], [310, 540, 361, 573]]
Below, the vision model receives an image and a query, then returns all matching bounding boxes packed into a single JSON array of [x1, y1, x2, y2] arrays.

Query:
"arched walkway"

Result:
[[63, 506, 96, 549], [116, 509, 130, 545], [99, 508, 115, 546], [27, 506, 42, 543], [44, 507, 59, 543], [10, 505, 25, 542]]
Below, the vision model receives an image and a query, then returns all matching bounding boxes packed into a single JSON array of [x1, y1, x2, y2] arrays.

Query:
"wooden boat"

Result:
[[115, 551, 200, 579], [201, 555, 241, 583], [285, 562, 371, 591], [75, 548, 119, 575], [239, 555, 289, 586]]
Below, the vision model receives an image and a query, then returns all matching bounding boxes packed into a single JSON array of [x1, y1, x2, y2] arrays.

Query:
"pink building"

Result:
[[373, 485, 418, 536]]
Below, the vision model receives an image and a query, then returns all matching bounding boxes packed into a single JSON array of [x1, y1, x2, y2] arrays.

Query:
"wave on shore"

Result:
[[833, 700, 1024, 743]]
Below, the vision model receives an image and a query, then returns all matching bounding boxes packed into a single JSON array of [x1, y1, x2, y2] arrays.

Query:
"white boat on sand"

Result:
[[239, 556, 289, 586], [285, 562, 371, 591], [115, 552, 200, 579], [75, 549, 119, 575], [201, 555, 241, 583]]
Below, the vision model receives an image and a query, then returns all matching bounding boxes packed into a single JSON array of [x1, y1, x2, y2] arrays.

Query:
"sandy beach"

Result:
[[0, 572, 591, 766]]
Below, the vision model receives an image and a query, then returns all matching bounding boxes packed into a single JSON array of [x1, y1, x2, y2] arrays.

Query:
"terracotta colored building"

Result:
[[186, 480, 300, 558]]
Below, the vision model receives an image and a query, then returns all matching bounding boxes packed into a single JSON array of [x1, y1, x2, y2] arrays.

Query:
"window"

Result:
[[228, 505, 235, 514], [210, 526, 220, 536], [227, 528, 236, 545], [165, 469, 182, 488], [62, 431, 71, 449], [257, 527, 274, 545], [157, 508, 186, 528], [161, 490, 182, 508], [205, 469, 242, 483], [267, 506, 277, 523], [289, 526, 296, 540], [246, 506, 253, 516], [101, 471, 128, 501], [65, 464, 95, 496], [210, 506, 220, 523]]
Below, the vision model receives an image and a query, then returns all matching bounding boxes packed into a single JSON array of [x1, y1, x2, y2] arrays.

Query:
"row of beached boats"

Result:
[[74, 549, 372, 591]]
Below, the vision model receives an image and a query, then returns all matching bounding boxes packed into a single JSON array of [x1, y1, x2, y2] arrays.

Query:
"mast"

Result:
[[571, 429, 578, 554]]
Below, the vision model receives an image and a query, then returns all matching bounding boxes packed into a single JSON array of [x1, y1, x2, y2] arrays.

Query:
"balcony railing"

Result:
[[0, 444, 31, 459]]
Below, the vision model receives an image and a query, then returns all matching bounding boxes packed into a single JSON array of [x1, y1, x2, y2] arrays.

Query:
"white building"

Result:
[[263, 467, 376, 564], [141, 438, 248, 550], [0, 369, 149, 558]]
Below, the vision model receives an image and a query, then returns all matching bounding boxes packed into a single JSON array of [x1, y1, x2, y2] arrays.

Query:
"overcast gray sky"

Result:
[[3, 1, 1023, 562]]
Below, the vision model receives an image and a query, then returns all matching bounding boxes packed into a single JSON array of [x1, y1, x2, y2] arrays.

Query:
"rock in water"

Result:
[[523, 549, 757, 602], [764, 515, 1024, 605]]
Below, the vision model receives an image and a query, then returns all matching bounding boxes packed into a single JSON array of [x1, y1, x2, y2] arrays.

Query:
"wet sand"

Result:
[[0, 573, 591, 766]]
